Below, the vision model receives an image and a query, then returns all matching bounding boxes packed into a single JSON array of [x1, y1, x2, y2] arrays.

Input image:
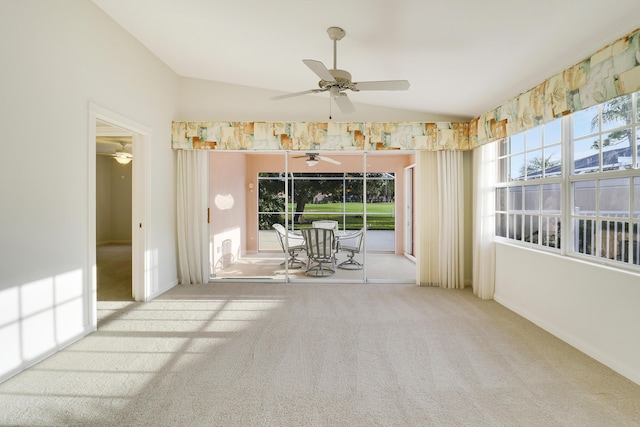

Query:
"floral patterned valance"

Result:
[[470, 28, 640, 147], [172, 121, 470, 152]]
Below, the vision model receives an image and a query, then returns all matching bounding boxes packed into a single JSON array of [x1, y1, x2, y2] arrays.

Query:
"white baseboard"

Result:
[[147, 278, 180, 301]]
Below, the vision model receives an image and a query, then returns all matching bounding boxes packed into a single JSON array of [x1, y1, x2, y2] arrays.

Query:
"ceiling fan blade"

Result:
[[303, 59, 335, 82], [353, 80, 410, 91], [318, 155, 341, 165], [333, 93, 355, 114], [270, 89, 322, 100]]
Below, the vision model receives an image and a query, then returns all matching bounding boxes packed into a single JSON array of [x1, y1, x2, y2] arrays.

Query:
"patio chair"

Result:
[[272, 224, 306, 269], [337, 227, 365, 270], [301, 228, 338, 277]]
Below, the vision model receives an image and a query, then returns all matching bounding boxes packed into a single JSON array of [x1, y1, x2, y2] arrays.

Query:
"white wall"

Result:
[[0, 1, 179, 382], [109, 161, 133, 243], [96, 156, 132, 244], [495, 242, 640, 385], [96, 156, 114, 244]]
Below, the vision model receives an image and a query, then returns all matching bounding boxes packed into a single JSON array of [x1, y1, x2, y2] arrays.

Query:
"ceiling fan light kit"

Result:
[[113, 142, 132, 165], [271, 26, 409, 116], [113, 152, 132, 165]]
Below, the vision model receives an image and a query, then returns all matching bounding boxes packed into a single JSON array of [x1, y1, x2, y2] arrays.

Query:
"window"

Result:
[[573, 94, 635, 174], [495, 118, 562, 249], [257, 172, 395, 251], [570, 93, 639, 266], [572, 178, 631, 261], [495, 91, 640, 268]]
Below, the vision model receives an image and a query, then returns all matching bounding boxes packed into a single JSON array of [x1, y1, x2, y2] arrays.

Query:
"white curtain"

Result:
[[436, 150, 465, 289], [472, 142, 496, 299], [416, 151, 439, 286], [177, 150, 209, 285]]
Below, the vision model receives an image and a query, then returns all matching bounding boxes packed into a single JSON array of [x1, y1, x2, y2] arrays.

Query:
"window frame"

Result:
[[495, 118, 563, 250], [257, 171, 396, 251], [495, 91, 640, 271], [568, 91, 639, 267]]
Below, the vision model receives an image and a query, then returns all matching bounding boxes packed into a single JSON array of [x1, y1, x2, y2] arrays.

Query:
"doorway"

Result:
[[96, 132, 133, 300], [88, 104, 150, 325]]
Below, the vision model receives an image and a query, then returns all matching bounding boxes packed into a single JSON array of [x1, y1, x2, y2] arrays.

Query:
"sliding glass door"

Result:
[[210, 150, 416, 283]]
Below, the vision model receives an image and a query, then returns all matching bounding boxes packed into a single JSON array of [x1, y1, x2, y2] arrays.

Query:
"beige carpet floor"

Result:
[[97, 243, 133, 301], [1, 283, 639, 426]]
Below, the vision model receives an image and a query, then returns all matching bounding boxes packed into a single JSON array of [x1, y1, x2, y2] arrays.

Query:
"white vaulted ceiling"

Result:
[[92, 0, 640, 120]]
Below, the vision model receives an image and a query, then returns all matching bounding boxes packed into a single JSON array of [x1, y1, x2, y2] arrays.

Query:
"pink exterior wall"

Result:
[[209, 152, 247, 274]]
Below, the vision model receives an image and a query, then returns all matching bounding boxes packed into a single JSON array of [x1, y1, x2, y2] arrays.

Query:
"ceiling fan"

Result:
[[293, 152, 341, 166], [271, 26, 410, 115]]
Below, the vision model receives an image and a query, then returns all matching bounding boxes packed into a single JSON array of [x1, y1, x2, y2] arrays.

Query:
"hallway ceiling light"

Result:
[[113, 142, 132, 165]]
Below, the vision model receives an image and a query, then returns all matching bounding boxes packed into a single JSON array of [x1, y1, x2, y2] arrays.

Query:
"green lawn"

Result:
[[285, 202, 395, 230], [301, 202, 394, 214]]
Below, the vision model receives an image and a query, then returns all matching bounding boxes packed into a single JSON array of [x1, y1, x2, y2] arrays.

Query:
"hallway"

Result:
[[97, 243, 133, 301]]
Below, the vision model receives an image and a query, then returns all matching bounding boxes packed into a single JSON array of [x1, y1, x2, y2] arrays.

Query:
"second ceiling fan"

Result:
[[293, 152, 341, 166], [271, 26, 410, 115]]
